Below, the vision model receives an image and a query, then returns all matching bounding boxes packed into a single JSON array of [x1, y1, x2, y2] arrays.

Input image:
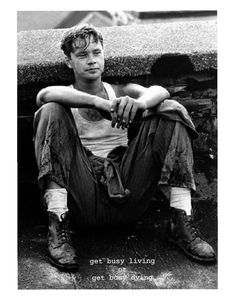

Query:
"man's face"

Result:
[[67, 35, 104, 81]]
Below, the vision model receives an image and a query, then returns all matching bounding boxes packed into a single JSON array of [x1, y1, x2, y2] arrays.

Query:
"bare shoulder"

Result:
[[110, 83, 147, 98]]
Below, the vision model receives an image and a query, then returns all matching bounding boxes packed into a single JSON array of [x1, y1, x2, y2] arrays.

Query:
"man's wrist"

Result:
[[138, 100, 147, 111], [93, 96, 102, 108], [93, 96, 110, 112]]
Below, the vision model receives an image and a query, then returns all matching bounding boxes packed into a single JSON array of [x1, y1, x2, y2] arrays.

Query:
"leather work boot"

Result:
[[166, 207, 216, 262], [47, 211, 79, 270]]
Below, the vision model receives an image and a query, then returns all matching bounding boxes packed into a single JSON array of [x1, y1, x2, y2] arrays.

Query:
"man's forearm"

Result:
[[36, 86, 110, 111], [137, 86, 170, 111]]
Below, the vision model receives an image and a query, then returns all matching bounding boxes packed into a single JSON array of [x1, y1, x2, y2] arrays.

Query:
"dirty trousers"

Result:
[[34, 102, 196, 227]]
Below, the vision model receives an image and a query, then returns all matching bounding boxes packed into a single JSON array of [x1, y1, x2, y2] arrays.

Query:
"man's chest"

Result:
[[79, 87, 109, 121], [78, 108, 103, 121]]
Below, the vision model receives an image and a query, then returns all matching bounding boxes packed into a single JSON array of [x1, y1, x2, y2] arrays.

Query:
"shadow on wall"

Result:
[[151, 55, 194, 77]]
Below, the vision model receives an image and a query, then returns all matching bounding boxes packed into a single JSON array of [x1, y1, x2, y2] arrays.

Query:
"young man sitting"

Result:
[[34, 24, 216, 271]]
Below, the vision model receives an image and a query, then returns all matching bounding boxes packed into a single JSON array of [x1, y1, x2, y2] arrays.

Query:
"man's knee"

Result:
[[34, 102, 71, 139], [39, 102, 66, 119]]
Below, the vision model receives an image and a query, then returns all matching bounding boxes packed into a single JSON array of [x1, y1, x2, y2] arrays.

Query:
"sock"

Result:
[[44, 188, 68, 220], [170, 187, 192, 215]]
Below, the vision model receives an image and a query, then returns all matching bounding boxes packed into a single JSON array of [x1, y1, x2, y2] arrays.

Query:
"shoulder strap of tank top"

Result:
[[103, 82, 116, 100]]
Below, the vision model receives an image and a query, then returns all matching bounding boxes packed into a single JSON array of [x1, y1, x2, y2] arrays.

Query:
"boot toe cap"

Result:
[[192, 240, 216, 261]]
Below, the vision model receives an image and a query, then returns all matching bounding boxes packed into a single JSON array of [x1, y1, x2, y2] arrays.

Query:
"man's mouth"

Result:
[[86, 68, 99, 71]]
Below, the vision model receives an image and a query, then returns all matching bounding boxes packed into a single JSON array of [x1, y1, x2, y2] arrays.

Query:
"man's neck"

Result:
[[73, 78, 103, 95]]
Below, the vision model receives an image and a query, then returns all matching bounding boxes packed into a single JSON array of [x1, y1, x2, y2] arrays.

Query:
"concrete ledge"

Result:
[[18, 20, 217, 85]]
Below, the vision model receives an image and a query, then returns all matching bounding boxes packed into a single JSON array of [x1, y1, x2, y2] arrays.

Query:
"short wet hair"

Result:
[[60, 24, 104, 58]]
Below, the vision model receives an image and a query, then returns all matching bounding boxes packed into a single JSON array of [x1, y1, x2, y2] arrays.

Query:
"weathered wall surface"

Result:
[[18, 20, 217, 221], [18, 20, 216, 84]]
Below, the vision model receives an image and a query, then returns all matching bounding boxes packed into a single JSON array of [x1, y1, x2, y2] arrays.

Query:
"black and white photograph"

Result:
[[17, 8, 218, 291]]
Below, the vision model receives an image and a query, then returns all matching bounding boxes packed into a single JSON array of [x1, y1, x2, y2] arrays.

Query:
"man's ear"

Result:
[[65, 56, 73, 69]]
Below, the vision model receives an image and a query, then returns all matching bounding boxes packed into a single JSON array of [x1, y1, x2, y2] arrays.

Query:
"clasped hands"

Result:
[[110, 96, 146, 129]]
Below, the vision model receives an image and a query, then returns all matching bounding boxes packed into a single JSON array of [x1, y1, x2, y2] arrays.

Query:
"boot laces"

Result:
[[184, 215, 201, 241], [56, 216, 72, 246]]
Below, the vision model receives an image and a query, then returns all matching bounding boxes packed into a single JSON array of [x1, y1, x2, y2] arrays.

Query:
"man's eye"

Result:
[[77, 53, 86, 57]]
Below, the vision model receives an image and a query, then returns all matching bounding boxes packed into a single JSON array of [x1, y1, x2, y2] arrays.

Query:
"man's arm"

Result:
[[36, 86, 111, 113], [110, 83, 170, 128], [117, 83, 170, 109]]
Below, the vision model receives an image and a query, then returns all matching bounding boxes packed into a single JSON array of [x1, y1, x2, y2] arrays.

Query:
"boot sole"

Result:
[[167, 236, 217, 263], [48, 255, 79, 271]]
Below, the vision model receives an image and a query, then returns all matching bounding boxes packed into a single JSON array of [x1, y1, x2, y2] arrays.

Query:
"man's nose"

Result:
[[87, 54, 96, 64]]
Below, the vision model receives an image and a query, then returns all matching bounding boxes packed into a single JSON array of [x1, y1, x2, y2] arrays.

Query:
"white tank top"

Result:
[[71, 82, 128, 157]]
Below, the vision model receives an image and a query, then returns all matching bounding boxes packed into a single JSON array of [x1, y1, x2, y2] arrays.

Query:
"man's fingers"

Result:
[[111, 106, 117, 127], [129, 102, 139, 124], [114, 97, 127, 128], [111, 98, 121, 112], [121, 99, 133, 128], [111, 98, 121, 127], [117, 97, 128, 123]]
